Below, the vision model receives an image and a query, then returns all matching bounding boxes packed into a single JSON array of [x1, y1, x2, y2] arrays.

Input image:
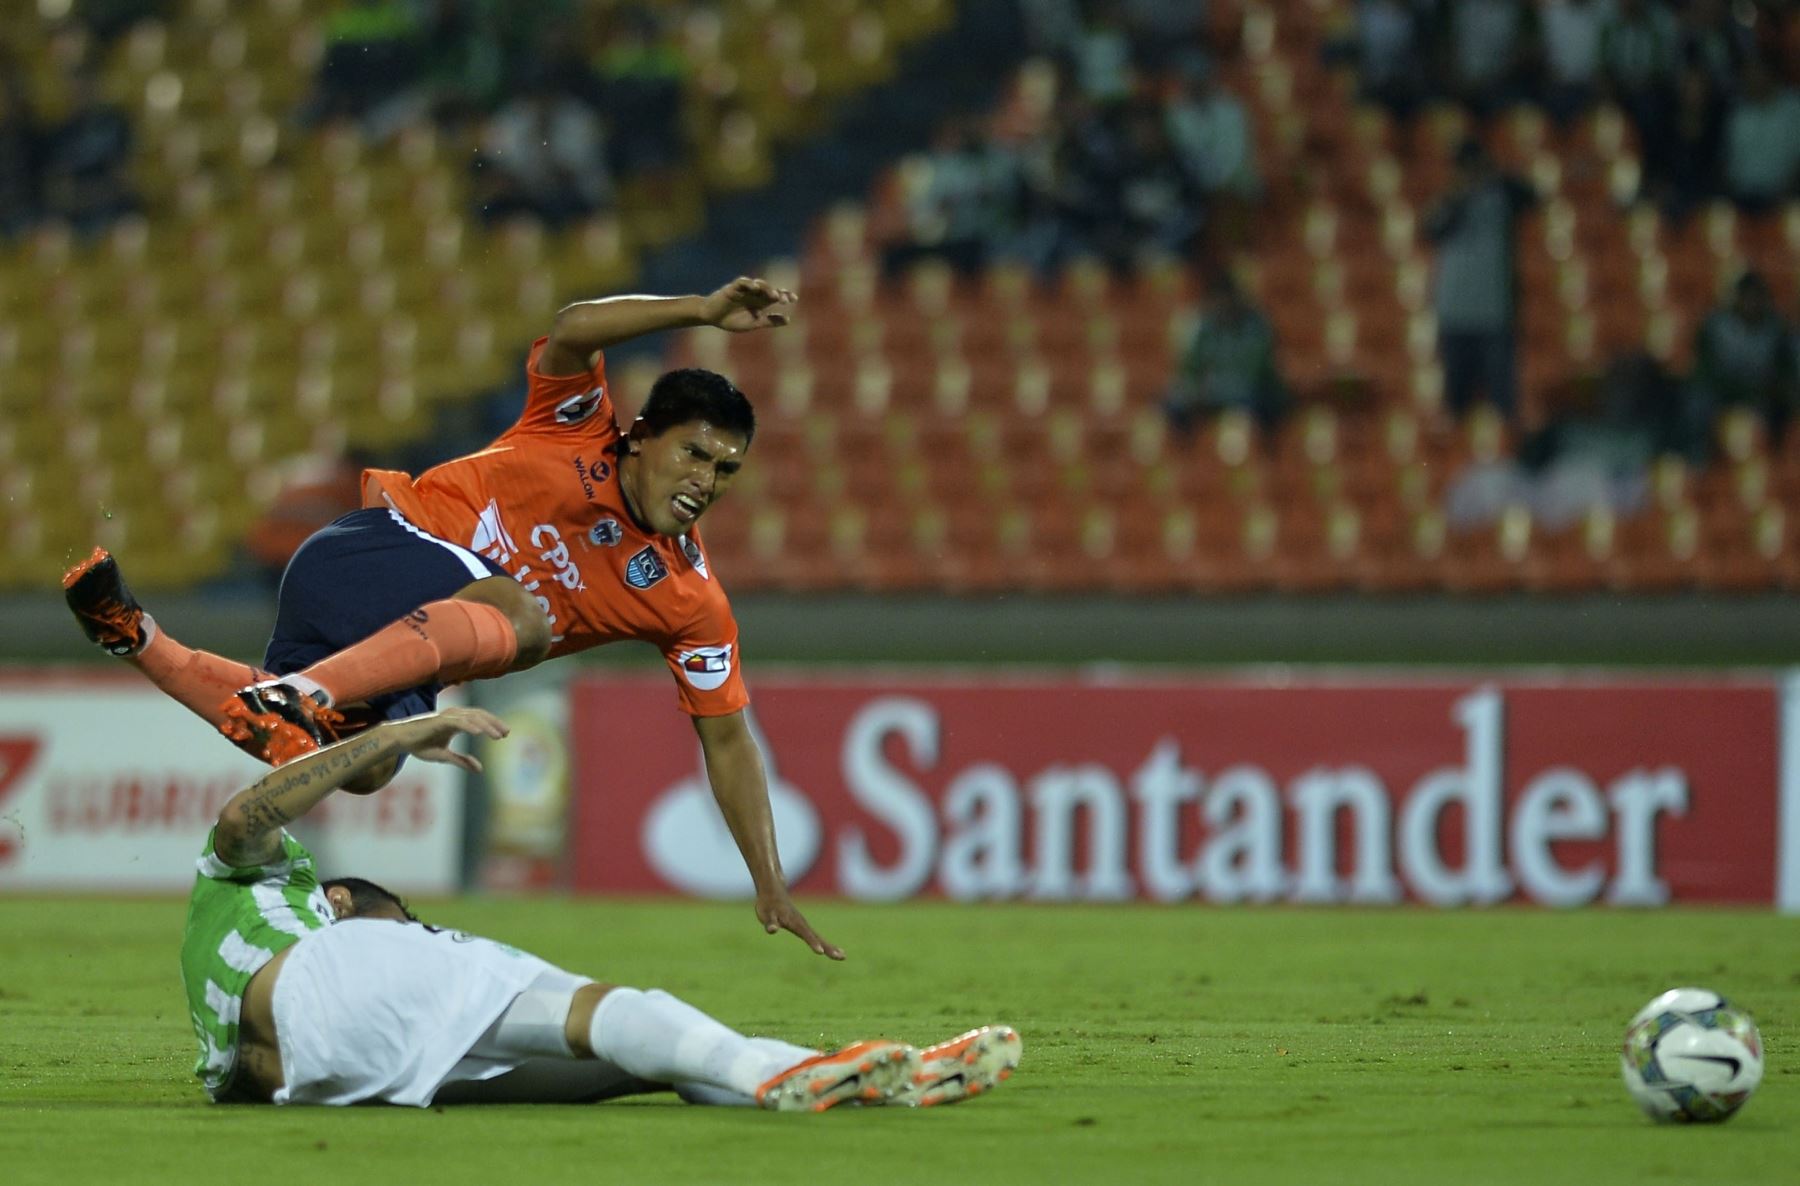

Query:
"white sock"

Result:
[[278, 672, 332, 707], [586, 988, 796, 1099], [675, 1039, 821, 1107]]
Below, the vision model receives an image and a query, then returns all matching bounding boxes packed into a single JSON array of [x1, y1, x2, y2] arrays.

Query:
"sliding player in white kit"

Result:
[[181, 706, 1020, 1109]]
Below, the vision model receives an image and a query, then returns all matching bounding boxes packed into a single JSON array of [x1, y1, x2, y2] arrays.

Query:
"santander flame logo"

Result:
[[641, 710, 820, 897], [0, 736, 44, 862]]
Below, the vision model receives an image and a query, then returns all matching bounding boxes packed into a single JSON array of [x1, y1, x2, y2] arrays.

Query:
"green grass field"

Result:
[[0, 898, 1792, 1186]]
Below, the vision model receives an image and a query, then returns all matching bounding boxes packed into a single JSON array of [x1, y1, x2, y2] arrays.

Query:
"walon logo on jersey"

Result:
[[553, 386, 607, 425], [677, 645, 733, 691], [624, 546, 668, 589], [588, 518, 622, 547], [570, 455, 612, 501]]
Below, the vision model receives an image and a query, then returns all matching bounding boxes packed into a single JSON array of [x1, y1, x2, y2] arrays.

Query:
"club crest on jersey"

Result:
[[554, 386, 607, 425], [677, 644, 733, 691], [625, 546, 668, 590], [680, 534, 710, 580], [588, 518, 622, 547]]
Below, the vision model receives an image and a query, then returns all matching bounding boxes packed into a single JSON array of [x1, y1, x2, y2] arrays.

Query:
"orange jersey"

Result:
[[361, 339, 748, 717]]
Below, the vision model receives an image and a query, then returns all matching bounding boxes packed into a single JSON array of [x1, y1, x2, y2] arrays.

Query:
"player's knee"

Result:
[[455, 576, 551, 667], [566, 982, 617, 1058], [508, 605, 552, 666]]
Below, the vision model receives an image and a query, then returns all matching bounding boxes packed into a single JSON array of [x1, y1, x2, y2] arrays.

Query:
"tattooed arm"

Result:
[[213, 708, 510, 866]]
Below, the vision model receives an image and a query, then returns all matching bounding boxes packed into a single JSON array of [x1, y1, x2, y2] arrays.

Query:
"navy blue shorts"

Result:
[[264, 508, 506, 727]]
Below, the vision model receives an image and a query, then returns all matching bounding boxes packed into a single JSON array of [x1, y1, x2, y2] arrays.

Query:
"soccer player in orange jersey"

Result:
[[65, 276, 844, 958]]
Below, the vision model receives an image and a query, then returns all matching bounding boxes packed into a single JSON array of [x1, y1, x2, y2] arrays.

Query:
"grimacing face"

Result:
[[621, 419, 748, 536]]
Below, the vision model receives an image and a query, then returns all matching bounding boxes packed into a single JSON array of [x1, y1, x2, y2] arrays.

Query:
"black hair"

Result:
[[322, 876, 418, 922], [637, 367, 755, 446]]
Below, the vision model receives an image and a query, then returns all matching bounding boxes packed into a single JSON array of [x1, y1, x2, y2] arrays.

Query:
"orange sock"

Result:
[[299, 599, 519, 707], [132, 624, 274, 726]]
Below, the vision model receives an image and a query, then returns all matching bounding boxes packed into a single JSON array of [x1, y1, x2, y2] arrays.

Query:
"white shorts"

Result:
[[270, 918, 572, 1106]]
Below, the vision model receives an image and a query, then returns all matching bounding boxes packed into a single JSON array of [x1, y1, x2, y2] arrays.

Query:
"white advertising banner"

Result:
[[0, 672, 464, 893]]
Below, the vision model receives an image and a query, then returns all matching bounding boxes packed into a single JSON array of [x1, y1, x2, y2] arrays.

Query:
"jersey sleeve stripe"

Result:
[[218, 929, 274, 974], [252, 883, 316, 937], [203, 980, 241, 1026]]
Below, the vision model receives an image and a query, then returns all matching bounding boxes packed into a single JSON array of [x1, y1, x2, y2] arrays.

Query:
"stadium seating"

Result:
[[0, 0, 950, 590], [5, 0, 1795, 598], [666, 0, 1800, 597]]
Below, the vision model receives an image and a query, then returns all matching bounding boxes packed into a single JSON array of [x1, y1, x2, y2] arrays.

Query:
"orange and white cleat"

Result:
[[755, 1039, 919, 1113], [893, 1025, 1022, 1107], [218, 681, 345, 766], [63, 548, 150, 656]]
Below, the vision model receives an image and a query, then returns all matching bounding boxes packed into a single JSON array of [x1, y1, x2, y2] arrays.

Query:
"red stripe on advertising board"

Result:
[[568, 675, 1779, 906]]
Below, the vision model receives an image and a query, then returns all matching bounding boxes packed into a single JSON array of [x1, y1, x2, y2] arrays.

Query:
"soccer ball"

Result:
[[1620, 987, 1763, 1123]]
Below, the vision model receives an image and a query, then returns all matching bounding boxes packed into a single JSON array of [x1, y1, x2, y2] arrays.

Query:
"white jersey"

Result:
[[270, 917, 571, 1106]]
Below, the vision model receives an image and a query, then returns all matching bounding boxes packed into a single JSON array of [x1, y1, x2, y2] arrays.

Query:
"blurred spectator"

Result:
[[1601, 0, 1680, 194], [1163, 54, 1255, 258], [1722, 55, 1800, 212], [471, 78, 612, 229], [1344, 0, 1430, 121], [244, 446, 370, 587], [1110, 99, 1205, 263], [1018, 0, 1085, 56], [583, 5, 687, 181], [1007, 106, 1095, 273], [302, 0, 428, 134], [1661, 61, 1726, 218], [1162, 271, 1287, 435], [416, 0, 510, 126], [1425, 139, 1536, 422], [1539, 0, 1609, 124], [0, 65, 40, 239], [1677, 0, 1750, 97], [1121, 0, 1209, 70], [1072, 1, 1136, 105], [1164, 55, 1258, 202], [1689, 272, 1797, 441], [1446, 352, 1677, 530], [1446, 0, 1534, 118], [1766, 1, 1800, 87], [883, 118, 1020, 276], [71, 0, 162, 46], [39, 70, 138, 237]]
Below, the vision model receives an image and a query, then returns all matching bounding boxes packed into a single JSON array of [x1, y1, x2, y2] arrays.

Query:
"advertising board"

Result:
[[570, 673, 1795, 909]]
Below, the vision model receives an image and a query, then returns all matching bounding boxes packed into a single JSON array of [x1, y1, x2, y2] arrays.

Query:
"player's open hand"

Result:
[[702, 276, 797, 334], [756, 889, 845, 960], [402, 707, 510, 773]]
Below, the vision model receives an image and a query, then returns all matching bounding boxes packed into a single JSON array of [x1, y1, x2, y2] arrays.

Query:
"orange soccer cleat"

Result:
[[218, 682, 345, 766], [893, 1025, 1022, 1107], [754, 1039, 918, 1113], [63, 548, 149, 656]]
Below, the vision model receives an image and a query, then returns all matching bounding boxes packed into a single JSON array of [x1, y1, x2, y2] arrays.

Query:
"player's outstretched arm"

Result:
[[213, 709, 509, 866], [693, 710, 845, 961], [538, 277, 798, 376]]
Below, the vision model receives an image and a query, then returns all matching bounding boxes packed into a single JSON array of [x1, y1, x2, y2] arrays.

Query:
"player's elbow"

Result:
[[510, 607, 552, 666], [548, 305, 600, 358], [213, 802, 254, 854]]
